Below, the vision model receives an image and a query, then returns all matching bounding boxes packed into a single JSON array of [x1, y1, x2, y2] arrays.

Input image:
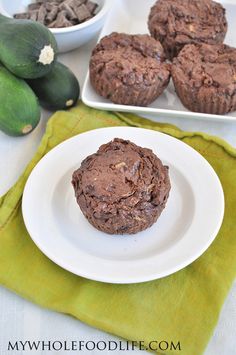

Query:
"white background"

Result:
[[0, 32, 236, 355]]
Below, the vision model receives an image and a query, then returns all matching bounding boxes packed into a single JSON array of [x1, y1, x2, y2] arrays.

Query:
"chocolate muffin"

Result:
[[148, 0, 227, 60], [72, 139, 171, 235], [172, 43, 236, 114], [89, 32, 171, 106]]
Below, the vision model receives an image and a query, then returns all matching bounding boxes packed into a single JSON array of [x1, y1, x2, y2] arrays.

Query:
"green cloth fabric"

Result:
[[0, 102, 236, 355]]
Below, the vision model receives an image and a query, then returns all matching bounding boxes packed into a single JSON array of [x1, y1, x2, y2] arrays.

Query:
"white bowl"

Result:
[[0, 0, 110, 53]]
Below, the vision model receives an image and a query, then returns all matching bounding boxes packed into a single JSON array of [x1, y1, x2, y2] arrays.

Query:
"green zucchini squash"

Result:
[[0, 65, 40, 136], [27, 62, 80, 110], [0, 14, 57, 79]]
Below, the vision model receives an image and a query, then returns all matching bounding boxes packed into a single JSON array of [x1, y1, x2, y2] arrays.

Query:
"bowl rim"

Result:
[[0, 0, 111, 34]]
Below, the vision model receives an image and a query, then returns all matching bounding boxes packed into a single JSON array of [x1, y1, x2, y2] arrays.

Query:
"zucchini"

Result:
[[27, 62, 80, 110], [0, 14, 57, 79], [0, 65, 40, 136]]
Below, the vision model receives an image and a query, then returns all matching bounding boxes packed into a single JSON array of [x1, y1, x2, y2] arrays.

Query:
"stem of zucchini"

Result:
[[38, 45, 55, 65], [22, 125, 33, 134], [66, 99, 74, 107]]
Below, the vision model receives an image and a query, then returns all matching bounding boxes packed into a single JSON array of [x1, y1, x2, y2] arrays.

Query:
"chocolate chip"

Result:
[[60, 3, 77, 20], [28, 3, 41, 11], [29, 10, 39, 21], [13, 12, 30, 19], [46, 7, 58, 23], [74, 3, 91, 22], [86, 1, 98, 15], [38, 4, 47, 24]]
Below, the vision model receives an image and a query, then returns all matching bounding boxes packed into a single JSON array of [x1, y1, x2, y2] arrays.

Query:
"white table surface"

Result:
[[0, 37, 236, 355]]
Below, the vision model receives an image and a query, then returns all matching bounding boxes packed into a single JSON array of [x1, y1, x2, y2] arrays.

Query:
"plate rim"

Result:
[[22, 127, 225, 284]]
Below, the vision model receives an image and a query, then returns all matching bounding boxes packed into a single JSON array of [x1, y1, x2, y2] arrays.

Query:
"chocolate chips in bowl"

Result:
[[14, 0, 99, 28]]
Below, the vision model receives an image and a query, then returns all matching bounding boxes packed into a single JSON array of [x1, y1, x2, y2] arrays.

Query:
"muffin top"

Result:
[[72, 138, 170, 208], [90, 32, 170, 90], [92, 32, 166, 61], [172, 43, 236, 94], [148, 0, 227, 56]]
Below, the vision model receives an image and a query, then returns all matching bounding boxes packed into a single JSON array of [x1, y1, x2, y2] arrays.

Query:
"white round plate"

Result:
[[22, 127, 224, 284]]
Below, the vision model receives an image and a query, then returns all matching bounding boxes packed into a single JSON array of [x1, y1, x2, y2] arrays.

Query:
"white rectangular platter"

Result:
[[82, 0, 236, 122]]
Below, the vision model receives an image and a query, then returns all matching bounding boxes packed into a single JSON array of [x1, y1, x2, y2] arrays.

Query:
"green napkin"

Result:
[[0, 102, 236, 355]]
